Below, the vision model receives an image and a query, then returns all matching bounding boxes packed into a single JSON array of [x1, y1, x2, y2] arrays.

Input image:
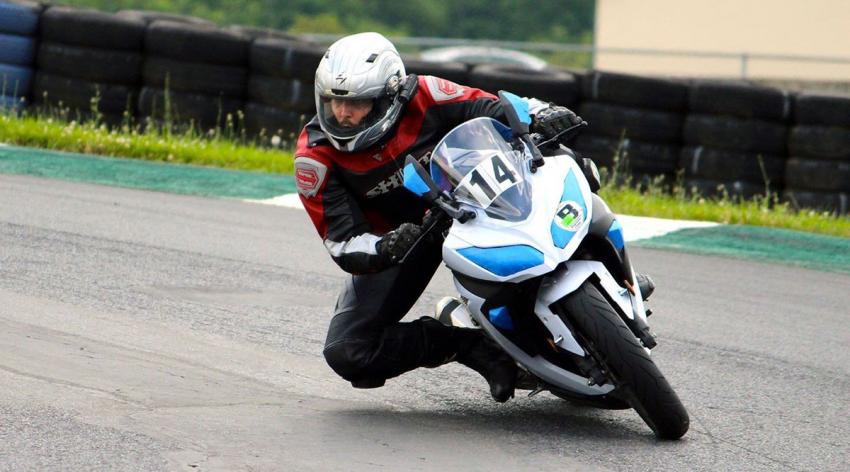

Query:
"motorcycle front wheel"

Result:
[[555, 281, 690, 439]]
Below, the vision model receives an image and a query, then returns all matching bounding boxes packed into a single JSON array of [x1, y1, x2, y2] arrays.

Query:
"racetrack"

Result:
[[1, 173, 848, 471]]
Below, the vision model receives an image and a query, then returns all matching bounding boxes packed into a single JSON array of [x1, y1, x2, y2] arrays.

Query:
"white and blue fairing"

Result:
[[428, 117, 593, 282], [403, 100, 647, 397]]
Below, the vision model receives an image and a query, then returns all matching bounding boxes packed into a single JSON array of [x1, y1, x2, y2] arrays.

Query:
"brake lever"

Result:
[[396, 208, 450, 265], [396, 196, 476, 264], [434, 196, 475, 223], [536, 121, 587, 149]]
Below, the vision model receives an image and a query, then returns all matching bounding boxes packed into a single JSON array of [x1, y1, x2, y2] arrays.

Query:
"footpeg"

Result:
[[434, 296, 478, 328]]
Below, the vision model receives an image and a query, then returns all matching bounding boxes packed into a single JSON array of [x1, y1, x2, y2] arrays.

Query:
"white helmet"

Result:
[[314, 32, 407, 152]]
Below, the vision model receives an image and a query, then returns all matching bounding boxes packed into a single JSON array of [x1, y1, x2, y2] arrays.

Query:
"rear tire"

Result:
[[557, 281, 689, 439]]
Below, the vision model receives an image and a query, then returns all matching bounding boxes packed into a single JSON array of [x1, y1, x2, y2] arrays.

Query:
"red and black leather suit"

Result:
[[295, 75, 508, 386]]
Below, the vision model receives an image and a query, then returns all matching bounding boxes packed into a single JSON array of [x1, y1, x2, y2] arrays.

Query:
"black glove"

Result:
[[376, 222, 422, 264], [531, 105, 583, 140]]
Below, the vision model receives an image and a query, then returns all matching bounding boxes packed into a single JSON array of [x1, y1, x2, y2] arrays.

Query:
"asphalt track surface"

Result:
[[1, 173, 848, 471]]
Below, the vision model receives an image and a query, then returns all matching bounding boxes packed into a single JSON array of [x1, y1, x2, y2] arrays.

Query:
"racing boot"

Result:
[[455, 330, 518, 402], [636, 273, 655, 300], [419, 316, 517, 403]]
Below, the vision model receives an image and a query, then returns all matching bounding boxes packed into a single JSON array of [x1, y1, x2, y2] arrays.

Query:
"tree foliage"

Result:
[[59, 0, 594, 44]]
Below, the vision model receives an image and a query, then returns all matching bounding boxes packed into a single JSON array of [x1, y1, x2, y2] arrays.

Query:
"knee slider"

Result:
[[322, 339, 375, 382]]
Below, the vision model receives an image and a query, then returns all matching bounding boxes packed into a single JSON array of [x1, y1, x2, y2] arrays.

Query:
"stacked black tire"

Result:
[[680, 81, 790, 199], [467, 64, 578, 108], [138, 20, 250, 131], [0, 0, 42, 112], [33, 7, 145, 124], [245, 37, 325, 142], [784, 93, 850, 214], [572, 71, 688, 187], [402, 56, 470, 86]]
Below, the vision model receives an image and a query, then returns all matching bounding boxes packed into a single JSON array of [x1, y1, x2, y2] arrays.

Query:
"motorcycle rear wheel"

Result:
[[556, 281, 690, 439]]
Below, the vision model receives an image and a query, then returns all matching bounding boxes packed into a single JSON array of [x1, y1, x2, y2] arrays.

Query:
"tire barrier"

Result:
[[0, 0, 41, 36], [688, 80, 793, 122], [784, 93, 850, 214], [0, 32, 36, 65], [227, 25, 301, 42], [138, 86, 243, 130], [33, 7, 144, 119], [0, 62, 32, 96], [402, 57, 469, 86], [142, 57, 247, 97], [580, 102, 682, 143], [0, 93, 24, 112], [468, 64, 579, 106], [116, 10, 215, 27], [581, 70, 688, 112], [794, 92, 850, 128], [0, 1, 41, 111], [681, 178, 767, 200], [243, 101, 305, 139], [37, 42, 142, 84], [574, 72, 686, 185], [679, 81, 791, 201], [783, 190, 849, 215], [41, 6, 145, 50], [32, 72, 135, 125], [139, 21, 251, 130], [144, 21, 249, 66], [572, 135, 679, 187], [682, 114, 788, 155], [679, 146, 785, 199], [4, 3, 850, 216], [249, 37, 326, 82], [247, 75, 313, 113], [246, 37, 325, 139]]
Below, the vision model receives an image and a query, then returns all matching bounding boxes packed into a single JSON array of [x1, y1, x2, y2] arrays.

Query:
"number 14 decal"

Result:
[[458, 153, 521, 208]]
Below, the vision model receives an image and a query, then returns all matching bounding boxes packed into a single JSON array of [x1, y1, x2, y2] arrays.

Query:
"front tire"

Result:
[[556, 281, 689, 439]]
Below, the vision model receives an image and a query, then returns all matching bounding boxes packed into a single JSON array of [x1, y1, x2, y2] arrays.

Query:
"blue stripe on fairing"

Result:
[[488, 306, 514, 330], [608, 219, 625, 250], [550, 169, 588, 248], [457, 244, 544, 277]]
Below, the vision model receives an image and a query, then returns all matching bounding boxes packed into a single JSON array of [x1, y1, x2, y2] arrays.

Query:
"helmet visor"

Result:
[[317, 94, 393, 141]]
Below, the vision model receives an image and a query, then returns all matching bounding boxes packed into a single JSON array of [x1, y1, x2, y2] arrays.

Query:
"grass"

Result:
[[0, 111, 295, 174], [0, 108, 848, 238], [600, 182, 850, 238]]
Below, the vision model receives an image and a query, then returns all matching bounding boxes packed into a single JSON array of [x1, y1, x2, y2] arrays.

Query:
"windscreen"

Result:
[[430, 118, 532, 221]]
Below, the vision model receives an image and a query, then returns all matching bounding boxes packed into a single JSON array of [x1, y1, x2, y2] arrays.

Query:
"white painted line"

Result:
[[617, 214, 718, 242], [248, 193, 720, 241], [247, 193, 304, 209]]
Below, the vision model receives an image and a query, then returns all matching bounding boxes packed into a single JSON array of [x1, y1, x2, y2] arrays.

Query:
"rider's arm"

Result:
[[295, 154, 391, 274], [418, 75, 566, 130]]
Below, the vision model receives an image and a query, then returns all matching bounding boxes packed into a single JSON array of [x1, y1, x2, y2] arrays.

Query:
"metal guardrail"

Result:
[[304, 33, 850, 79]]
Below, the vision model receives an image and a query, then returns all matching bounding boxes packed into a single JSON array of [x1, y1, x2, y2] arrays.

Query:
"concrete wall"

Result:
[[594, 0, 850, 80]]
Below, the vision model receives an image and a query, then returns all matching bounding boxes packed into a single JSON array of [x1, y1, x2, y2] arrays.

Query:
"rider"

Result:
[[294, 32, 632, 403]]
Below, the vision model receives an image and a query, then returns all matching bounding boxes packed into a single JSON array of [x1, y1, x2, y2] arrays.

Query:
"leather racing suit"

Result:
[[295, 74, 518, 394]]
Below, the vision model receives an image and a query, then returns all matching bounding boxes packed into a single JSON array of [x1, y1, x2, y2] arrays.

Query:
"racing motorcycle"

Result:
[[401, 92, 689, 439]]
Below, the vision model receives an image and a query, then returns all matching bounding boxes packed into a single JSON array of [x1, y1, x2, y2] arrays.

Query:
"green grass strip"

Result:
[[635, 225, 850, 274], [600, 184, 850, 239], [0, 114, 294, 174]]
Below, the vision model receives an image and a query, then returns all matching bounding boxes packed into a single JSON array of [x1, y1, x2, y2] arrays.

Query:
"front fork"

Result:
[[535, 260, 656, 356]]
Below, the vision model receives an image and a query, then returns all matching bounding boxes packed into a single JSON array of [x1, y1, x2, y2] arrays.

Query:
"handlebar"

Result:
[[396, 198, 475, 264]]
